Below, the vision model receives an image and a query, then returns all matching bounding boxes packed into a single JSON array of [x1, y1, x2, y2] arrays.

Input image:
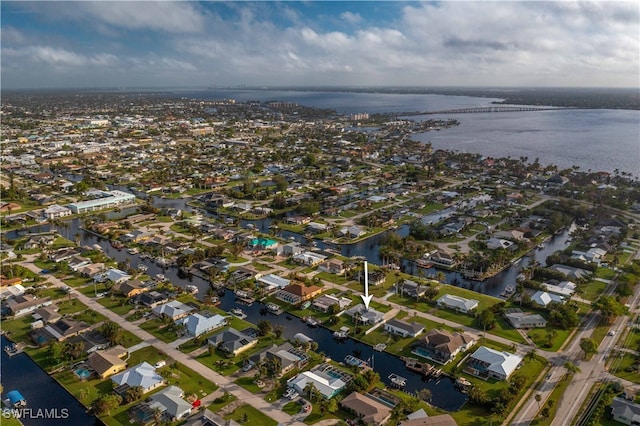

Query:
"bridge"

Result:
[[420, 105, 570, 115]]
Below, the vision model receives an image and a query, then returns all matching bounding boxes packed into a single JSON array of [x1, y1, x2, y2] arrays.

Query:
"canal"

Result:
[[1, 336, 102, 426]]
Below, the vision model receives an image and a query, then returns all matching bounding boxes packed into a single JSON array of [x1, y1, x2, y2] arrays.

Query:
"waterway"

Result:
[[0, 336, 102, 426]]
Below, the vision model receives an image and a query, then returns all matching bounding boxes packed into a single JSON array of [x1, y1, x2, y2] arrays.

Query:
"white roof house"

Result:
[[466, 346, 523, 381], [103, 268, 132, 284], [504, 311, 547, 329], [531, 291, 564, 307], [153, 300, 195, 320], [344, 304, 385, 325], [148, 385, 192, 421], [288, 370, 346, 399], [257, 274, 291, 290], [436, 294, 479, 314], [178, 312, 227, 337], [111, 361, 164, 394], [543, 281, 576, 297]]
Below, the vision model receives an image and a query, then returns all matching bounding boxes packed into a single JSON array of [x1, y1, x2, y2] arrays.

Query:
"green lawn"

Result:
[[54, 369, 114, 407], [527, 326, 573, 352], [97, 295, 135, 316], [224, 404, 277, 426], [282, 401, 301, 415], [530, 375, 572, 425], [578, 279, 608, 301], [208, 393, 237, 412], [77, 282, 110, 298], [63, 276, 94, 287], [235, 376, 265, 394], [196, 349, 241, 376], [158, 362, 218, 399], [609, 352, 640, 383], [139, 317, 179, 343], [57, 298, 90, 315], [127, 345, 168, 366]]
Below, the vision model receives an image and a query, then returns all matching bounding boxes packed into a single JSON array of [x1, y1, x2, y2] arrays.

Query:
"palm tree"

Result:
[[304, 382, 318, 402], [535, 393, 542, 410]]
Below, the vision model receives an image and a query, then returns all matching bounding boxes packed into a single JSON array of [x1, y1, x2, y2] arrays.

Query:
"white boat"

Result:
[[230, 308, 247, 319], [138, 265, 148, 272], [267, 303, 282, 314], [388, 373, 407, 388], [186, 285, 198, 295], [128, 247, 139, 254], [156, 274, 167, 282], [333, 327, 349, 340]]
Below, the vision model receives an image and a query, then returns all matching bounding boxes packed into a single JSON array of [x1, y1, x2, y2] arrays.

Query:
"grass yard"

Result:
[[527, 326, 573, 352], [208, 393, 237, 412], [224, 404, 278, 426], [530, 375, 572, 425], [609, 352, 640, 383], [63, 276, 94, 287], [235, 376, 265, 394], [196, 349, 240, 376], [158, 362, 218, 398], [54, 369, 114, 407], [578, 279, 608, 301], [139, 317, 180, 343], [77, 282, 111, 298], [97, 295, 135, 316], [127, 345, 168, 366]]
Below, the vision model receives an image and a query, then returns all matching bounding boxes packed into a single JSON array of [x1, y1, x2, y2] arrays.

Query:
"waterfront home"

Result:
[[77, 263, 105, 277], [21, 234, 56, 250], [152, 300, 195, 321], [464, 346, 523, 381], [111, 361, 165, 395], [384, 318, 425, 338], [493, 229, 525, 242], [101, 268, 132, 285], [275, 283, 322, 305], [42, 318, 91, 341], [312, 294, 352, 313], [5, 294, 52, 317], [542, 281, 576, 298], [43, 204, 72, 220], [338, 225, 367, 239], [317, 259, 346, 275], [397, 279, 427, 299], [292, 251, 327, 266], [344, 304, 385, 325], [257, 274, 291, 291], [67, 189, 136, 214], [50, 248, 81, 263], [136, 291, 169, 308], [178, 312, 227, 337], [436, 294, 479, 314], [207, 328, 257, 357], [280, 242, 305, 257], [610, 396, 640, 425], [112, 279, 149, 298], [504, 309, 547, 329], [428, 250, 457, 268], [412, 329, 477, 364], [1, 284, 26, 300], [288, 367, 347, 400], [549, 264, 592, 281], [87, 345, 128, 379], [486, 237, 514, 250], [340, 391, 392, 425], [249, 342, 308, 377]]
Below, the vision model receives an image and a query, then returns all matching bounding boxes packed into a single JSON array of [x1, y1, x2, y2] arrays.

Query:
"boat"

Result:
[[388, 373, 407, 388], [230, 308, 247, 319], [4, 390, 26, 408], [110, 240, 124, 250], [303, 316, 320, 327], [537, 243, 546, 250], [128, 247, 139, 255], [210, 296, 221, 307], [235, 290, 255, 305], [138, 264, 148, 273], [155, 274, 167, 282], [415, 258, 433, 269], [186, 285, 198, 295], [266, 303, 283, 315], [455, 377, 472, 392], [333, 327, 350, 340], [504, 285, 514, 293], [344, 355, 368, 368], [402, 357, 433, 376]]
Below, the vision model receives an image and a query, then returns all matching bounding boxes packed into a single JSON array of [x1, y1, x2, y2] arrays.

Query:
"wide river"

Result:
[[179, 89, 639, 177]]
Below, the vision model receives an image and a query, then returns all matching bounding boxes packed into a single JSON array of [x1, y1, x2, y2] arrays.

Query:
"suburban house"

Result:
[[87, 345, 128, 379], [486, 238, 514, 250], [493, 229, 525, 241], [112, 279, 149, 298], [249, 343, 308, 377], [275, 283, 322, 305], [152, 300, 196, 321], [384, 318, 425, 338], [178, 312, 227, 337], [436, 294, 479, 314], [136, 291, 169, 308], [412, 329, 477, 364], [340, 391, 392, 425], [549, 264, 592, 281], [344, 304, 385, 325], [531, 290, 564, 308], [292, 251, 327, 266], [464, 346, 523, 381], [207, 328, 257, 357], [257, 274, 291, 291], [32, 305, 62, 324], [42, 318, 91, 341], [317, 259, 346, 275], [610, 396, 640, 425], [6, 294, 52, 317], [338, 225, 367, 239], [397, 280, 427, 299], [111, 361, 165, 395], [312, 294, 352, 313], [504, 309, 547, 329], [288, 366, 348, 400], [102, 268, 132, 284], [147, 385, 192, 422], [182, 409, 241, 426], [428, 250, 457, 268]]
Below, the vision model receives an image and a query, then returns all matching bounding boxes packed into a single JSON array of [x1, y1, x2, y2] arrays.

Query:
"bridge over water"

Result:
[[419, 105, 572, 115]]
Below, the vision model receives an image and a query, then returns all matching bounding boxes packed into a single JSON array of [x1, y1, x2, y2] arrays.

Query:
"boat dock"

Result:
[[4, 343, 24, 357]]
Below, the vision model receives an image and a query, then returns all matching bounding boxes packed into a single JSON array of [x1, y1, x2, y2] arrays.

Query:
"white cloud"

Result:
[[340, 11, 362, 25]]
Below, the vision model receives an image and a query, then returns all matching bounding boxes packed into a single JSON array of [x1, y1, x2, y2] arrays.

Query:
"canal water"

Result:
[[0, 336, 102, 426]]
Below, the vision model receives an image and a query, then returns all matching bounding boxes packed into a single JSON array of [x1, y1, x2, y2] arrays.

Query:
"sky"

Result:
[[1, 1, 639, 89]]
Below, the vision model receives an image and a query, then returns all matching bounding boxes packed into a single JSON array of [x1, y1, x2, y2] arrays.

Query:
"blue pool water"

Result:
[[74, 368, 91, 379]]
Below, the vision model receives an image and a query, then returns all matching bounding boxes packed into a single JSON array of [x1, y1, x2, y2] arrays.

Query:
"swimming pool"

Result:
[[74, 368, 91, 379]]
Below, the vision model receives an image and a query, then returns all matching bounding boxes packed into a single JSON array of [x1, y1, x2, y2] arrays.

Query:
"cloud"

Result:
[[340, 11, 362, 25]]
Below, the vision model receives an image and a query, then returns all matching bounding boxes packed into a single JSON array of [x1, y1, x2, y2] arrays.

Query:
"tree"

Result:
[[417, 388, 432, 402], [477, 309, 496, 331], [101, 321, 124, 345], [257, 320, 273, 336], [579, 338, 598, 359], [91, 394, 122, 416], [124, 385, 144, 403], [48, 341, 66, 362], [594, 295, 627, 324], [273, 325, 284, 339], [535, 393, 542, 409], [304, 382, 318, 402]]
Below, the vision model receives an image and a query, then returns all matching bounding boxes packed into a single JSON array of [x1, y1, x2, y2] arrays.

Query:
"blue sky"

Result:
[[1, 1, 638, 89]]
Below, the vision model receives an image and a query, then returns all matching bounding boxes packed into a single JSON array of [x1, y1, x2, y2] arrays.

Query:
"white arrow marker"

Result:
[[361, 261, 373, 310]]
